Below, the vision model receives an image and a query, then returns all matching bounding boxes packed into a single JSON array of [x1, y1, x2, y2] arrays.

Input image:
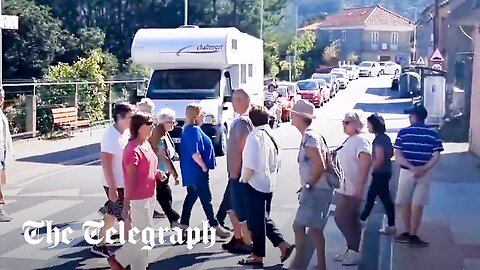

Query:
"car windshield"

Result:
[[359, 62, 372, 67], [343, 66, 353, 70], [331, 72, 345, 78], [146, 69, 221, 100], [331, 69, 344, 73], [311, 74, 331, 83], [297, 81, 318, 90]]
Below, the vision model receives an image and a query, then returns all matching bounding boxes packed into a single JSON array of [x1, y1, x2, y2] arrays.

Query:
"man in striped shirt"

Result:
[[393, 105, 443, 247]]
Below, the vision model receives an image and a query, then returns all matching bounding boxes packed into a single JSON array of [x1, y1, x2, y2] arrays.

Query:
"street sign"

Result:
[[430, 48, 444, 63], [432, 63, 442, 70], [416, 56, 427, 66], [286, 55, 296, 64], [0, 15, 19, 30]]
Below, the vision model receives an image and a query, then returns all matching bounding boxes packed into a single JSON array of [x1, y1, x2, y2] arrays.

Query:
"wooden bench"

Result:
[[51, 107, 91, 135]]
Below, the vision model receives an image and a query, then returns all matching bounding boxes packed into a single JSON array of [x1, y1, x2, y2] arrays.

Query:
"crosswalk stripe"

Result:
[[0, 212, 100, 260], [0, 200, 83, 237], [18, 188, 81, 197]]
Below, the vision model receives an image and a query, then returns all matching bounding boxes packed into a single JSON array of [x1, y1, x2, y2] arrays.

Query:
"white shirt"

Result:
[[241, 125, 280, 193], [100, 125, 129, 188], [335, 134, 372, 197], [264, 91, 278, 102]]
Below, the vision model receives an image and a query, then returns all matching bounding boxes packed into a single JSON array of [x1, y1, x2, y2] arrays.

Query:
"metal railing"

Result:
[[3, 79, 148, 138]]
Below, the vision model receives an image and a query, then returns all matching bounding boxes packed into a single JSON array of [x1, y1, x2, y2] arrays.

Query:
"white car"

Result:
[[380, 61, 402, 75], [358, 61, 382, 77], [341, 65, 360, 80], [330, 71, 348, 89]]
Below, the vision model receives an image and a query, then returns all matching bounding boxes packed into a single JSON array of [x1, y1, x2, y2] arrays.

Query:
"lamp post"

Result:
[[184, 0, 188, 25], [260, 0, 264, 39]]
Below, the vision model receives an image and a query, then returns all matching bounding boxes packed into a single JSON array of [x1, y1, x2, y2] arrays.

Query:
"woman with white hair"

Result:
[[136, 98, 155, 114], [333, 110, 372, 266], [148, 108, 181, 228]]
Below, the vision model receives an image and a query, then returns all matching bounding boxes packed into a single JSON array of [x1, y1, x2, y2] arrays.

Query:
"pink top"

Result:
[[122, 140, 159, 200]]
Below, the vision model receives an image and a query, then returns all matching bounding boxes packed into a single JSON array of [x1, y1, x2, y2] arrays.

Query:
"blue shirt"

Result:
[[394, 123, 444, 168], [180, 124, 216, 187]]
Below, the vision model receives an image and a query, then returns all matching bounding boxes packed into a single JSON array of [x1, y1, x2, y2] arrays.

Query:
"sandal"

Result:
[[280, 244, 296, 263], [238, 256, 264, 266]]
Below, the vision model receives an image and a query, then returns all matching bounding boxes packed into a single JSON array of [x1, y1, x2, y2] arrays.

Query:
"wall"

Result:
[[317, 29, 363, 60], [469, 27, 480, 156], [361, 30, 412, 63]]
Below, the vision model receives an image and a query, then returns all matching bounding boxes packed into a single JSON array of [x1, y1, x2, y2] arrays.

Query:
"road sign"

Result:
[[430, 48, 444, 63], [0, 15, 18, 30], [286, 55, 296, 64], [432, 63, 442, 70], [416, 56, 427, 66]]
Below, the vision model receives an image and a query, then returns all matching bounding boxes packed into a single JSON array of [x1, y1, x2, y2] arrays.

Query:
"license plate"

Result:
[[172, 138, 181, 143]]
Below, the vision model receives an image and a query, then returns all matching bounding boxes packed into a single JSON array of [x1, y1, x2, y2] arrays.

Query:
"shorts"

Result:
[[100, 186, 125, 220], [395, 169, 431, 206], [229, 179, 248, 223], [293, 188, 333, 230]]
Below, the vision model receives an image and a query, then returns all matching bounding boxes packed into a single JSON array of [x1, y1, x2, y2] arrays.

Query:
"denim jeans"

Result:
[[245, 183, 285, 257], [180, 171, 219, 227]]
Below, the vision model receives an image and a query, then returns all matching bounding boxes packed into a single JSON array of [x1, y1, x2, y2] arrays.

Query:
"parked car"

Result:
[[311, 79, 331, 102], [341, 65, 360, 80], [380, 61, 402, 75], [276, 82, 301, 122], [358, 61, 382, 77], [296, 79, 325, 108], [311, 73, 337, 97], [398, 72, 421, 98], [330, 71, 348, 89]]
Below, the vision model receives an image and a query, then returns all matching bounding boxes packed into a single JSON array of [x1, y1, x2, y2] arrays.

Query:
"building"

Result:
[[447, 0, 480, 157], [299, 5, 415, 64]]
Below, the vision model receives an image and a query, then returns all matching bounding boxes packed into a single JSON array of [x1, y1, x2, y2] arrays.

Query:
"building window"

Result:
[[371, 32, 379, 43], [342, 31, 347, 41], [248, 64, 253, 77], [329, 31, 334, 42], [391, 32, 399, 44], [241, 64, 247, 84]]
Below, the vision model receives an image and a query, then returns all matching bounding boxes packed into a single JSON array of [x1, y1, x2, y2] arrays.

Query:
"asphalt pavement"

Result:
[[1, 75, 478, 270]]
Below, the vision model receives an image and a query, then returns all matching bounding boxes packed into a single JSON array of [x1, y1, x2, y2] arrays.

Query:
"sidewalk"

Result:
[[390, 142, 480, 270], [6, 128, 106, 187]]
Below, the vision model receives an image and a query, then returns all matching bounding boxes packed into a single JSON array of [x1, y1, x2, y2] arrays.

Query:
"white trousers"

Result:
[[116, 195, 156, 270]]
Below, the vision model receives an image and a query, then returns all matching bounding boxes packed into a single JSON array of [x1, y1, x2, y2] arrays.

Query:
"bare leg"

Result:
[[290, 226, 307, 269], [410, 205, 423, 235], [240, 222, 253, 245], [401, 204, 412, 233], [229, 211, 243, 240], [0, 185, 4, 204], [310, 228, 326, 270]]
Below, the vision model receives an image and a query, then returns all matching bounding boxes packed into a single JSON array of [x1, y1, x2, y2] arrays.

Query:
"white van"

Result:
[[131, 26, 264, 156]]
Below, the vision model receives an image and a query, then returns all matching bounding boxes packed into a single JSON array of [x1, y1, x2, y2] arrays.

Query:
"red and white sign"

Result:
[[430, 48, 444, 63]]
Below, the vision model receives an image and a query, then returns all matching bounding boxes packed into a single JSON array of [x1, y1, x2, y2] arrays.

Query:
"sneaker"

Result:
[[215, 225, 231, 239], [0, 205, 12, 222], [342, 250, 361, 266], [153, 210, 165, 218], [395, 232, 411, 243], [408, 235, 429, 247], [379, 226, 396, 235], [91, 245, 112, 258], [334, 249, 349, 262]]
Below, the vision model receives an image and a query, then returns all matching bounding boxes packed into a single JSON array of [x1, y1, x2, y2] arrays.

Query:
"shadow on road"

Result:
[[16, 143, 100, 165], [365, 87, 402, 100], [354, 100, 411, 114]]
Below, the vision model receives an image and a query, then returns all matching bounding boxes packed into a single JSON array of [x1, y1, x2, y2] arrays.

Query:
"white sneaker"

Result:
[[333, 249, 349, 261], [0, 205, 12, 222], [342, 250, 361, 266], [215, 225, 231, 239], [379, 226, 396, 235]]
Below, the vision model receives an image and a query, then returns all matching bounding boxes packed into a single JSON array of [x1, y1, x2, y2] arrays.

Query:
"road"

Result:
[[0, 75, 433, 270]]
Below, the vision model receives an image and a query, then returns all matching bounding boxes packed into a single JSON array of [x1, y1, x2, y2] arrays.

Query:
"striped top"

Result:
[[394, 123, 444, 168]]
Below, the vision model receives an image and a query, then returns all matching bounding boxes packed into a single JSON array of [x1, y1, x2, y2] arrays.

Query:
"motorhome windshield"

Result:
[[146, 69, 221, 100]]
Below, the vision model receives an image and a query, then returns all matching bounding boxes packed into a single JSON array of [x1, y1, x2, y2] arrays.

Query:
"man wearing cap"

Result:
[[393, 105, 443, 247], [290, 100, 332, 270]]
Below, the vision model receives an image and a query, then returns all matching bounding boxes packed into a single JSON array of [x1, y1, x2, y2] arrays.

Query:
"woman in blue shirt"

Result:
[[179, 104, 230, 239]]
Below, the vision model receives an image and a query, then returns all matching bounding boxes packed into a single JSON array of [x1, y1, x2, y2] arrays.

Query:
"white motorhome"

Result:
[[131, 26, 264, 156]]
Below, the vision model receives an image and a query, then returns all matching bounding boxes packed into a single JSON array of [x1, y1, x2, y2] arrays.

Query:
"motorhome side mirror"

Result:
[[224, 72, 231, 79], [224, 95, 232, 103], [222, 105, 229, 110]]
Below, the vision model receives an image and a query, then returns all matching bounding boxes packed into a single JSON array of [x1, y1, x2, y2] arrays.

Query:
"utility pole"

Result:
[[0, 1, 18, 88], [433, 0, 440, 49], [260, 0, 264, 40], [184, 0, 188, 25]]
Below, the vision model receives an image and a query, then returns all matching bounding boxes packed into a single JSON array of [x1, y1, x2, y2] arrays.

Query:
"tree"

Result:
[[40, 50, 109, 121], [2, 0, 76, 79], [323, 40, 342, 65], [287, 31, 316, 79], [346, 52, 360, 64], [264, 39, 281, 77]]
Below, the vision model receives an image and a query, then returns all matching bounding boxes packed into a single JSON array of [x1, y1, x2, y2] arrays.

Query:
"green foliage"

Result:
[[323, 40, 342, 65], [346, 52, 360, 64], [286, 31, 316, 79], [264, 40, 281, 77], [122, 59, 152, 79], [40, 50, 108, 121]]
